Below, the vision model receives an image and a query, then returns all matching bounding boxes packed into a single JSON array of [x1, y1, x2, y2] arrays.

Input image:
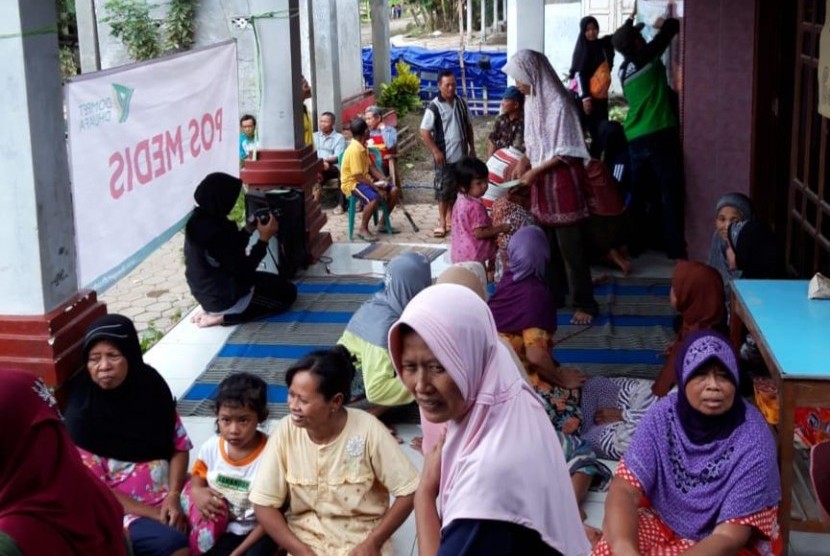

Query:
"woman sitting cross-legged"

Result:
[[65, 314, 192, 556], [594, 330, 781, 555], [0, 369, 129, 556], [337, 252, 432, 411], [390, 284, 591, 556], [185, 172, 297, 328], [250, 346, 418, 556], [487, 226, 610, 535]]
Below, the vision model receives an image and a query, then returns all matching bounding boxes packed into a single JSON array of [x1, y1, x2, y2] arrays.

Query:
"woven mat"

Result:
[[553, 277, 675, 379], [352, 242, 446, 263], [179, 275, 675, 418]]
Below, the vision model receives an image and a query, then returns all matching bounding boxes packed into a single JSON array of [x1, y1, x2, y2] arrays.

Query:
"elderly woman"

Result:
[[390, 284, 590, 555], [503, 49, 598, 325], [65, 314, 192, 556], [250, 347, 418, 556], [595, 330, 781, 555], [337, 252, 432, 409], [0, 370, 128, 556], [185, 172, 297, 327], [486, 85, 526, 158], [707, 193, 752, 310]]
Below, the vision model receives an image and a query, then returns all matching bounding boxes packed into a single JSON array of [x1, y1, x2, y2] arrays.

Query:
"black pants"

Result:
[[545, 223, 598, 316], [627, 128, 687, 259], [223, 271, 297, 325], [203, 532, 277, 556]]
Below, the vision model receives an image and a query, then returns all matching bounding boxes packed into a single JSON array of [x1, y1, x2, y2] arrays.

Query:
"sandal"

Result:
[[432, 227, 446, 238], [356, 233, 377, 242]]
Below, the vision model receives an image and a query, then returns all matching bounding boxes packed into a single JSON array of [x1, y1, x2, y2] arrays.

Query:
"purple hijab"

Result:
[[488, 226, 558, 333], [624, 330, 780, 541]]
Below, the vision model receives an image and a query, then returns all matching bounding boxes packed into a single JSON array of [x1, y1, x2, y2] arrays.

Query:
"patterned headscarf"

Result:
[[502, 49, 590, 166], [625, 330, 780, 541]]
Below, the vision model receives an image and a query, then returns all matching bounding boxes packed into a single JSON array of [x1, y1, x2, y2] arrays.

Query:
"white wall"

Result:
[[544, 2, 582, 81], [336, 0, 365, 99], [94, 0, 365, 115]]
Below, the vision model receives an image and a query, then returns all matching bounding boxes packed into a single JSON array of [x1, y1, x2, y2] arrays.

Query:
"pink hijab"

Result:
[[502, 49, 589, 166], [389, 284, 590, 555]]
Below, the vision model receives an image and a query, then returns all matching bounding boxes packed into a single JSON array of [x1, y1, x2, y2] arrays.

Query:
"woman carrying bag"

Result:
[[568, 16, 615, 156]]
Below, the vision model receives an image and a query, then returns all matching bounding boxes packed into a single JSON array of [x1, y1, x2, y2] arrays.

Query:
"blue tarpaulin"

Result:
[[362, 46, 508, 110]]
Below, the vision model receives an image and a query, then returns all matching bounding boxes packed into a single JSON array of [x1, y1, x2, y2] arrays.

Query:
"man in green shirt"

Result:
[[613, 16, 687, 259]]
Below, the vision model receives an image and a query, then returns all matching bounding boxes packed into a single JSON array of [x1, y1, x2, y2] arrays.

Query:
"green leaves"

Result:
[[378, 60, 422, 117], [103, 0, 197, 61]]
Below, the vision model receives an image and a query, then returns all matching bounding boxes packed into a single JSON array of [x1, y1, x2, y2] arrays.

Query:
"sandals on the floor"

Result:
[[433, 227, 446, 238]]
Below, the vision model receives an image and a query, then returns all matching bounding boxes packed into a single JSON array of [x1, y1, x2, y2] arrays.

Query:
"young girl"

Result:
[[451, 157, 510, 277], [184, 373, 277, 556]]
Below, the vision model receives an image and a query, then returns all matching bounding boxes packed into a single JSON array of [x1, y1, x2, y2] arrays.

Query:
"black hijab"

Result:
[[64, 314, 176, 462], [569, 16, 615, 80], [728, 220, 782, 279], [186, 172, 243, 245]]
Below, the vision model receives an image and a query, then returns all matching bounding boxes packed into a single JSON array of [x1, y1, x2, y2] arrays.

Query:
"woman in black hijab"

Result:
[[184, 172, 297, 327], [568, 16, 615, 156], [65, 314, 191, 556]]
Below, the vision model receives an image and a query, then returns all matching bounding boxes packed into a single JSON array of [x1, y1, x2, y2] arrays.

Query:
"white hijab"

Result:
[[503, 49, 590, 166]]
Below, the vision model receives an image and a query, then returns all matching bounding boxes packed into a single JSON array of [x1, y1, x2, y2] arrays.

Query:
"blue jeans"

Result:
[[627, 127, 687, 259]]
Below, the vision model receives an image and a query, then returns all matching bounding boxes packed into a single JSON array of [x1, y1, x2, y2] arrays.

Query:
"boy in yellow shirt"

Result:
[[340, 118, 398, 241]]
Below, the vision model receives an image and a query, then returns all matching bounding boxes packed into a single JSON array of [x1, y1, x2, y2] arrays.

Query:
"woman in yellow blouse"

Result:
[[250, 346, 418, 556]]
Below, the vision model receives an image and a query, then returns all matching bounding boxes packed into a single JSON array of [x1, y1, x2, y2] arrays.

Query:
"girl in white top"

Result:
[[184, 373, 277, 556]]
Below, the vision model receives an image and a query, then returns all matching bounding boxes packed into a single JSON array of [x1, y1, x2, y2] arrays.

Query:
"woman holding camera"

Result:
[[185, 172, 297, 327]]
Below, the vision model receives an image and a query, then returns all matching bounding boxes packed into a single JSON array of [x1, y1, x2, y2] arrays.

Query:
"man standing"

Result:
[[419, 70, 476, 238], [239, 114, 257, 160], [612, 15, 686, 259]]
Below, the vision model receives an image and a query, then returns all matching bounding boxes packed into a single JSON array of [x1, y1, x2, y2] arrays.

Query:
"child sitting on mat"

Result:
[[183, 373, 276, 556], [450, 157, 510, 280]]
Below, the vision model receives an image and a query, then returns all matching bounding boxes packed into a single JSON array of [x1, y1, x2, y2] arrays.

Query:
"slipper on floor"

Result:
[[378, 226, 402, 234], [356, 233, 377, 242], [433, 227, 446, 238]]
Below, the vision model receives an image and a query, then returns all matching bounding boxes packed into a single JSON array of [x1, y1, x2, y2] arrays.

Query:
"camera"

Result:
[[253, 206, 281, 225]]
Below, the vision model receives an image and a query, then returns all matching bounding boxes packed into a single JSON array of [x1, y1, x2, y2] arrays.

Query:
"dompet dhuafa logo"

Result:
[[112, 83, 134, 123]]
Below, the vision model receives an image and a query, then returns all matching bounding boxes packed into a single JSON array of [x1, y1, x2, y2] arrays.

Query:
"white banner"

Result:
[[65, 42, 239, 290]]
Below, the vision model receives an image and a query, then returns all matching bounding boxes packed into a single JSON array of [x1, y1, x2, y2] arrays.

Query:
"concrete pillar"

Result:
[[75, 0, 100, 72], [507, 0, 544, 62], [299, 0, 317, 130], [493, 0, 499, 32], [370, 0, 391, 97], [250, 0, 305, 149], [241, 0, 331, 262], [337, 0, 364, 99], [0, 0, 106, 385], [313, 0, 343, 129]]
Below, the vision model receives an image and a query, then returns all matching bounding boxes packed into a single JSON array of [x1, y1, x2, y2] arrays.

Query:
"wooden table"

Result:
[[730, 279, 830, 548]]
